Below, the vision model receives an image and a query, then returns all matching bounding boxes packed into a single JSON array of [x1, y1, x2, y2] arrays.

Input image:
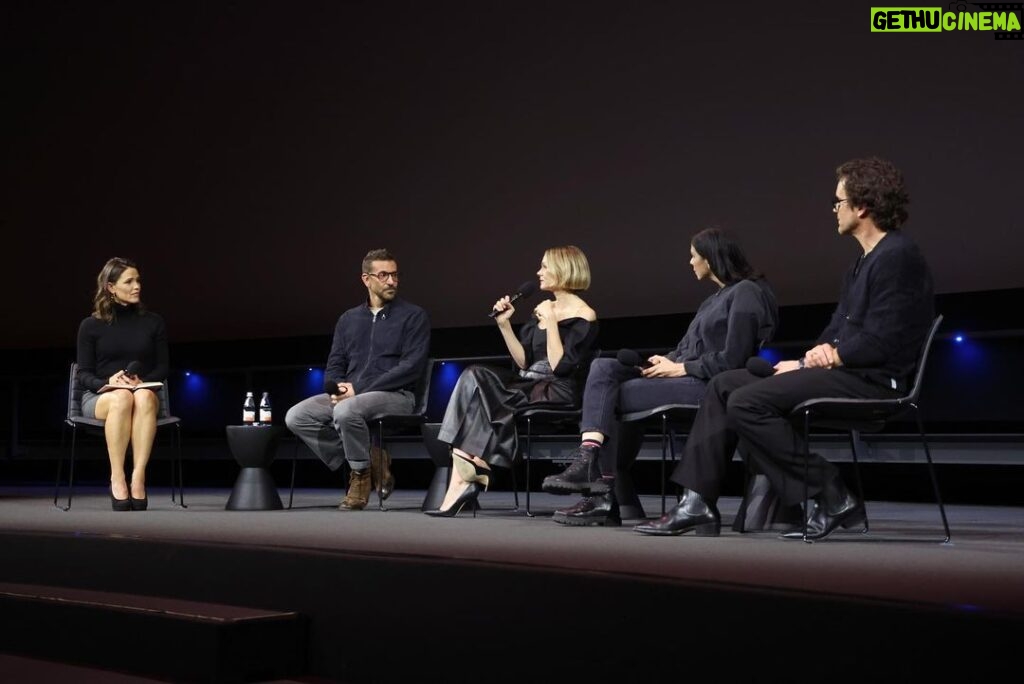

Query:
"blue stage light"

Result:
[[437, 361, 461, 395], [955, 335, 964, 343], [306, 367, 325, 393], [758, 348, 782, 365], [184, 372, 204, 393]]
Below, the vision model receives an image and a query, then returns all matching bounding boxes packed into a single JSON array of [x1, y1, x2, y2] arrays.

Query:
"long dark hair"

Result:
[[690, 228, 760, 285], [91, 257, 143, 322]]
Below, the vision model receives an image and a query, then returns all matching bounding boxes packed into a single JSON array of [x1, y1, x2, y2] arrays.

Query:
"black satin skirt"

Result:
[[436, 364, 576, 469]]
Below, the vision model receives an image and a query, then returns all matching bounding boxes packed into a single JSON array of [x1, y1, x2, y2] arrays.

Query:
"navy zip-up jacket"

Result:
[[325, 297, 430, 395]]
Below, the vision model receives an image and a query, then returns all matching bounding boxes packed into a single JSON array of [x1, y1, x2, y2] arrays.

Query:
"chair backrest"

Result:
[[68, 363, 84, 422], [410, 357, 434, 416], [68, 362, 175, 421], [905, 314, 943, 403]]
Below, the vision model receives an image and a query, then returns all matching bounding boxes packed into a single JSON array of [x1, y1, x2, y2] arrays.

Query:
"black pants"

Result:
[[580, 357, 708, 475], [671, 368, 899, 506]]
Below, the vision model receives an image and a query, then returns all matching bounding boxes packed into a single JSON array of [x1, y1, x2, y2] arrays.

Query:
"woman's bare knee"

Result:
[[133, 389, 159, 414]]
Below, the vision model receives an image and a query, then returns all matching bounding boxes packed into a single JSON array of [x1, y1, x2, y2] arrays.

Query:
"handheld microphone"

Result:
[[745, 356, 776, 378], [488, 280, 539, 318], [124, 361, 144, 378], [323, 379, 345, 396], [616, 349, 652, 369]]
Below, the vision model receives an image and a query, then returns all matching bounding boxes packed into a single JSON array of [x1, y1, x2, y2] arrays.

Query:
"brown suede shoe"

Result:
[[370, 446, 395, 500], [339, 468, 372, 510]]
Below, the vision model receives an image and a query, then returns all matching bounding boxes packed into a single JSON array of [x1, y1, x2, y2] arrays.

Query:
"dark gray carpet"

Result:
[[3, 485, 1022, 616]]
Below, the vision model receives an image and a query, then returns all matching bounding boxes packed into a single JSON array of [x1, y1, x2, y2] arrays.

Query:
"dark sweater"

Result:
[[76, 304, 169, 392], [325, 297, 431, 394], [667, 278, 779, 380], [818, 230, 934, 390]]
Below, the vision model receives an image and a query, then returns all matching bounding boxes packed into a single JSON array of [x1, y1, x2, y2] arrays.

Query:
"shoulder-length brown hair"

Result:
[[92, 257, 143, 322]]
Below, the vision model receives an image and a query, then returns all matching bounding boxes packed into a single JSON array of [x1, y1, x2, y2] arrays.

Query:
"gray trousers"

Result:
[[285, 390, 414, 471]]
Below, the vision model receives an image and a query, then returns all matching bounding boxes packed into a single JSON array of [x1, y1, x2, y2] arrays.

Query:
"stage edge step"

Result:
[[0, 582, 306, 684]]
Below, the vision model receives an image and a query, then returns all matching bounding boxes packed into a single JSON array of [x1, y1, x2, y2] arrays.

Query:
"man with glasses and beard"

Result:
[[286, 248, 430, 510]]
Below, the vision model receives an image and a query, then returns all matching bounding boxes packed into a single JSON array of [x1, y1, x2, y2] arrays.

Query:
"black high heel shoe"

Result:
[[111, 489, 131, 512], [130, 494, 148, 511], [425, 481, 482, 518]]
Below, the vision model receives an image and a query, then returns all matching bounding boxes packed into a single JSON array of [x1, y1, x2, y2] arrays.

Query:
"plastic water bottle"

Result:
[[259, 392, 272, 424], [243, 392, 256, 424]]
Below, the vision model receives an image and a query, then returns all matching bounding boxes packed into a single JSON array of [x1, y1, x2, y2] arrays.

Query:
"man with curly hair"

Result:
[[635, 157, 935, 541]]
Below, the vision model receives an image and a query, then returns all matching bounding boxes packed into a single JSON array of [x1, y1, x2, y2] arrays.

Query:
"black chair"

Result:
[[515, 404, 584, 516], [513, 349, 600, 516], [287, 358, 434, 510], [56, 363, 185, 511], [618, 403, 699, 517], [789, 315, 950, 543]]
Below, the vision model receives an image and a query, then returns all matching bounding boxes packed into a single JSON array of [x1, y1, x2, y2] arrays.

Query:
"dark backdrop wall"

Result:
[[4, 0, 1022, 349]]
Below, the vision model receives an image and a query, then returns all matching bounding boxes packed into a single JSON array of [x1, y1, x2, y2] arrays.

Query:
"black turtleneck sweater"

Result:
[[76, 304, 169, 392]]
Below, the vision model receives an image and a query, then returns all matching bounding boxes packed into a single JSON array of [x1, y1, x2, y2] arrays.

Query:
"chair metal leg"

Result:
[[660, 414, 668, 515], [377, 421, 387, 511], [288, 438, 298, 510], [525, 417, 534, 517], [801, 409, 811, 543], [510, 453, 520, 512], [668, 428, 681, 504], [171, 424, 187, 508], [914, 405, 952, 543], [54, 423, 74, 511], [846, 430, 868, 533]]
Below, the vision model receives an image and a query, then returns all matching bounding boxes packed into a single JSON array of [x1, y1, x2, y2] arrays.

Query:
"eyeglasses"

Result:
[[832, 197, 850, 211], [364, 271, 400, 282]]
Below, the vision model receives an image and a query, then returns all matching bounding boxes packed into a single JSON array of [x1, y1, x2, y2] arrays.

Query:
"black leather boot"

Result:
[[633, 489, 721, 537], [541, 444, 609, 495], [552, 491, 621, 527]]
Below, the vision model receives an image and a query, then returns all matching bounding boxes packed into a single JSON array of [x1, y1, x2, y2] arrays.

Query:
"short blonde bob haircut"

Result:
[[543, 245, 591, 293]]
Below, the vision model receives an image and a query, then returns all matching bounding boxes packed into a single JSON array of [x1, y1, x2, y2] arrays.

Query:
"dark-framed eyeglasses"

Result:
[[832, 197, 850, 211], [364, 271, 400, 282]]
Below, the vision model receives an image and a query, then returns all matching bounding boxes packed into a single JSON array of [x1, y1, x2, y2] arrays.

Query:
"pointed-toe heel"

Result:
[[130, 495, 148, 511], [110, 493, 131, 512], [424, 481, 482, 518]]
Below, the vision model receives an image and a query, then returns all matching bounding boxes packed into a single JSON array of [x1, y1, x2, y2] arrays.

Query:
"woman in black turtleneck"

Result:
[[76, 257, 169, 511]]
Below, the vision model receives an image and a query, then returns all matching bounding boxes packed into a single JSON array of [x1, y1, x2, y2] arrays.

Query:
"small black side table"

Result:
[[226, 424, 285, 510]]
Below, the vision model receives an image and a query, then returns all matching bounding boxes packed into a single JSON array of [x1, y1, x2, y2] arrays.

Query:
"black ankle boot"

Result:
[[633, 489, 721, 536], [780, 477, 866, 541], [541, 445, 609, 495], [552, 490, 621, 527]]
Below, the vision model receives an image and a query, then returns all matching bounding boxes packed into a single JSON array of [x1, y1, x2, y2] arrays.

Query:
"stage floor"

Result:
[[2, 485, 1022, 617]]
